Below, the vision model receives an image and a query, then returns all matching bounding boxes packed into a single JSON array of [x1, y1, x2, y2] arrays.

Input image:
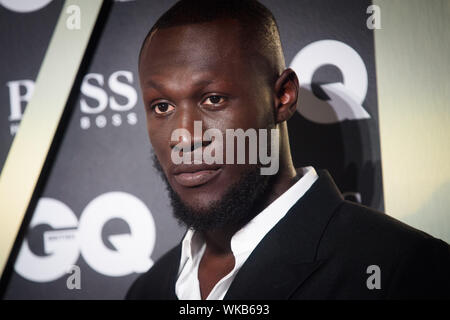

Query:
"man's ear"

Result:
[[273, 68, 299, 123]]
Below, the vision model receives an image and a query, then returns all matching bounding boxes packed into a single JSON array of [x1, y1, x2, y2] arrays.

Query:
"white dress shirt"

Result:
[[175, 166, 319, 300]]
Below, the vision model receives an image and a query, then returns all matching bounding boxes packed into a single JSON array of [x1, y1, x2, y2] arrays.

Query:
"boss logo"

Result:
[[6, 70, 139, 135], [79, 70, 138, 130]]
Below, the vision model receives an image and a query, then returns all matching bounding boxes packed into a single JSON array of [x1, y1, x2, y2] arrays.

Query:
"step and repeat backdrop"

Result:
[[0, 0, 393, 299]]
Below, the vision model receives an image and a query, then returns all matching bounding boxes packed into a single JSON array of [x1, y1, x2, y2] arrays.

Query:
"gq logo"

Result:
[[0, 0, 134, 12], [14, 192, 156, 282], [0, 0, 53, 12], [290, 40, 371, 124]]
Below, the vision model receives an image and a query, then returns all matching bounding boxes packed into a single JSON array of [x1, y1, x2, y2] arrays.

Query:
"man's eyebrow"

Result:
[[144, 78, 216, 91]]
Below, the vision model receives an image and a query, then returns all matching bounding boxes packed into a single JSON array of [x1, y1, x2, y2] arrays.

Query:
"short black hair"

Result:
[[139, 0, 285, 77]]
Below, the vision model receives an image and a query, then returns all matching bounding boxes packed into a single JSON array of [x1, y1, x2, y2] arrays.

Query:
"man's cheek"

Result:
[[148, 138, 170, 168], [148, 129, 167, 148]]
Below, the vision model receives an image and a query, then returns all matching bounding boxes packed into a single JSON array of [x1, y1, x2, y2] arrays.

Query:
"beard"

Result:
[[152, 153, 273, 232]]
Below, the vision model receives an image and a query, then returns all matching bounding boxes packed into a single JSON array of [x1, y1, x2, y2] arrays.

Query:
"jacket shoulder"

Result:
[[322, 200, 450, 298], [125, 244, 181, 300], [333, 200, 445, 246]]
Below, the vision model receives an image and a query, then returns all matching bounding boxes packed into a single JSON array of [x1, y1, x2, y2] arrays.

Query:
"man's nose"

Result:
[[169, 106, 211, 153]]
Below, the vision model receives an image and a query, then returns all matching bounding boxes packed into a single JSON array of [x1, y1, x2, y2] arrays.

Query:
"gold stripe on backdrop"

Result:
[[374, 0, 450, 243], [0, 0, 104, 279]]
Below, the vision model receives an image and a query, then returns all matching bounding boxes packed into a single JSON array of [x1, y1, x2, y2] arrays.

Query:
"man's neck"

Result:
[[201, 163, 299, 256]]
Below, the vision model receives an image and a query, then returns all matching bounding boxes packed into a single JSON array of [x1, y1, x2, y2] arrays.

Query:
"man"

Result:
[[126, 0, 450, 299]]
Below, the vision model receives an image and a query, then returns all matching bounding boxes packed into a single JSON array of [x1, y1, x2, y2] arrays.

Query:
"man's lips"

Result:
[[171, 164, 223, 188]]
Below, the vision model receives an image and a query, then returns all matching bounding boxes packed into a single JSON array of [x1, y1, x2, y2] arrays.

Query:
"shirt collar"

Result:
[[230, 166, 318, 257]]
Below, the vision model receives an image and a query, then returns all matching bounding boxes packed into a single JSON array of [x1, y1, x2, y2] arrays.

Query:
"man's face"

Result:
[[139, 19, 275, 214]]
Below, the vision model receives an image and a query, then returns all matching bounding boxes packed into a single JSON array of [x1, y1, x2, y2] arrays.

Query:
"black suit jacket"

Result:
[[126, 170, 450, 299]]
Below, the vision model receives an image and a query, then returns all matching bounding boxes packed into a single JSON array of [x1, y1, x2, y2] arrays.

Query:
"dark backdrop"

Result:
[[0, 0, 382, 299]]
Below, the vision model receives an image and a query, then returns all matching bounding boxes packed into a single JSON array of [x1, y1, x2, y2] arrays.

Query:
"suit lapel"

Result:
[[224, 170, 343, 299]]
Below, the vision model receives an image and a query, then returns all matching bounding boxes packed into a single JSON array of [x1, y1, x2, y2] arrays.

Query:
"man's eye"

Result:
[[152, 102, 175, 114], [203, 95, 225, 105]]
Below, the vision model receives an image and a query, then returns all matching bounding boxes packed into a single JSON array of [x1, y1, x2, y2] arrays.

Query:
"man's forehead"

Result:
[[139, 19, 247, 72]]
